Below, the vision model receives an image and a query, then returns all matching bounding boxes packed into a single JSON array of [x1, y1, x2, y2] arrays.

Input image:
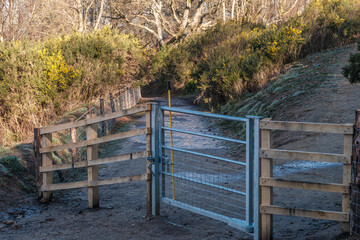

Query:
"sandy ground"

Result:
[[0, 44, 359, 240]]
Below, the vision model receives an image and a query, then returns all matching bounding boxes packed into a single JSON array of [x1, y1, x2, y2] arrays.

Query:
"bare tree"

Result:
[[106, 0, 223, 46]]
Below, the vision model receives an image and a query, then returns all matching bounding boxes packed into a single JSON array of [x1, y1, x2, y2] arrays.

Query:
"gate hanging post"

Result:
[[151, 103, 161, 216], [248, 116, 262, 240], [146, 104, 152, 217], [245, 117, 254, 227]]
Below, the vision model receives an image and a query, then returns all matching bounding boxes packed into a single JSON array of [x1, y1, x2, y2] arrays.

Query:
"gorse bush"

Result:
[[152, 0, 360, 107], [0, 27, 146, 145], [343, 39, 360, 83]]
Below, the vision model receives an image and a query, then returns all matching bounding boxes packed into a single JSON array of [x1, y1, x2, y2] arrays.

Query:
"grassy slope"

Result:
[[222, 44, 358, 122]]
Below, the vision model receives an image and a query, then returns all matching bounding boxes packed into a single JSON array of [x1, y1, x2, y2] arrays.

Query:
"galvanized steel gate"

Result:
[[149, 103, 260, 233]]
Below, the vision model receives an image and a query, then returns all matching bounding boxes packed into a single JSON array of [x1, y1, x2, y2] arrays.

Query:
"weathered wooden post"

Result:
[[109, 93, 115, 113], [70, 118, 78, 166], [109, 93, 116, 130], [41, 133, 53, 202], [136, 87, 141, 103], [131, 88, 136, 107], [100, 98, 106, 136], [343, 120, 353, 232], [260, 118, 273, 240], [87, 113, 99, 208], [351, 110, 360, 236], [33, 128, 42, 197], [119, 90, 124, 111]]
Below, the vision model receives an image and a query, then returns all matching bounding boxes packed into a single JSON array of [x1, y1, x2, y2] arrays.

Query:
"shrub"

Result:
[[0, 27, 147, 145], [343, 39, 360, 83]]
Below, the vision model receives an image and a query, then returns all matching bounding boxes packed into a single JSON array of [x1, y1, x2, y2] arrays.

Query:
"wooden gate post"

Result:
[[146, 104, 152, 217], [260, 118, 273, 240], [41, 133, 53, 202], [343, 128, 353, 232], [87, 114, 99, 208]]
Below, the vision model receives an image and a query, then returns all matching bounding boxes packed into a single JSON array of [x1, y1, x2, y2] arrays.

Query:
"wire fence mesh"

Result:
[[161, 109, 248, 222], [162, 149, 247, 220]]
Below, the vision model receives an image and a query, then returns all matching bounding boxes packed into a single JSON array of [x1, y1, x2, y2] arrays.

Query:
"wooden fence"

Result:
[[258, 119, 353, 239], [34, 103, 153, 211]]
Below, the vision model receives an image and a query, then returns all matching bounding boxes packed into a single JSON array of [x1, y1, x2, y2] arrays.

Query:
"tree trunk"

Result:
[[77, 0, 84, 32], [94, 0, 105, 30], [222, 0, 226, 22], [231, 0, 237, 19]]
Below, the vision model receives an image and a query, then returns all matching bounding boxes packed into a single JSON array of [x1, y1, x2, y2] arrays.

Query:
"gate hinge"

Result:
[[147, 156, 155, 163]]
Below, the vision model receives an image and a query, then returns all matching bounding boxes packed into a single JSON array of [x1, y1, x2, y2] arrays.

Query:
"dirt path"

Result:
[[1, 44, 359, 240], [0, 97, 253, 240]]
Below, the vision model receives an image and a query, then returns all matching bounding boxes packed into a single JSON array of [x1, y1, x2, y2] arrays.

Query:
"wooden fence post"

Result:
[[260, 120, 273, 240], [70, 118, 78, 165], [131, 88, 136, 107], [119, 91, 124, 111], [146, 103, 152, 217], [351, 110, 360, 234], [343, 129, 352, 232], [109, 93, 116, 130], [125, 88, 130, 109], [41, 133, 53, 202], [100, 98, 106, 136], [33, 128, 42, 197], [87, 113, 99, 208], [109, 93, 115, 113], [136, 87, 141, 103]]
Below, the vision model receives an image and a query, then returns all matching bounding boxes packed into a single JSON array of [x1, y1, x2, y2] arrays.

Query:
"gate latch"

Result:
[[147, 157, 155, 176], [147, 156, 155, 163]]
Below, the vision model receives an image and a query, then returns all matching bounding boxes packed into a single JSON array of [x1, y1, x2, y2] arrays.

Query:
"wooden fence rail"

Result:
[[34, 101, 151, 209], [258, 119, 353, 239]]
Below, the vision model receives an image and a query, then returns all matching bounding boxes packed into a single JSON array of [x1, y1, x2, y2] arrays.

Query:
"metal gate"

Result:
[[149, 103, 260, 233]]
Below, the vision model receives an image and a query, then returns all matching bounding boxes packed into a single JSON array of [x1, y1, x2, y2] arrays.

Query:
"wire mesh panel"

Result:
[[162, 150, 247, 219], [159, 106, 254, 232]]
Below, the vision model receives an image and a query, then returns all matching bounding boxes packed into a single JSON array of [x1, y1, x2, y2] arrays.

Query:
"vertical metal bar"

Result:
[[146, 104, 152, 217], [253, 117, 261, 240], [151, 103, 160, 216], [160, 109, 166, 198], [245, 118, 254, 226]]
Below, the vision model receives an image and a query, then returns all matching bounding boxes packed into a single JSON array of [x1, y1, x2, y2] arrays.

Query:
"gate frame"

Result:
[[152, 105, 259, 233]]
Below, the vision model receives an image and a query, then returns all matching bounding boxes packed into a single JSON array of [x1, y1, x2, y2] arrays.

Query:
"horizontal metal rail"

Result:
[[161, 106, 247, 122], [162, 171, 246, 196], [162, 145, 246, 166], [161, 197, 253, 233], [162, 126, 246, 144]]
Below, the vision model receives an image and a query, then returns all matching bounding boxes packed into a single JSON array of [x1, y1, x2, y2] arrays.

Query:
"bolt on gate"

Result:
[[148, 103, 261, 233]]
